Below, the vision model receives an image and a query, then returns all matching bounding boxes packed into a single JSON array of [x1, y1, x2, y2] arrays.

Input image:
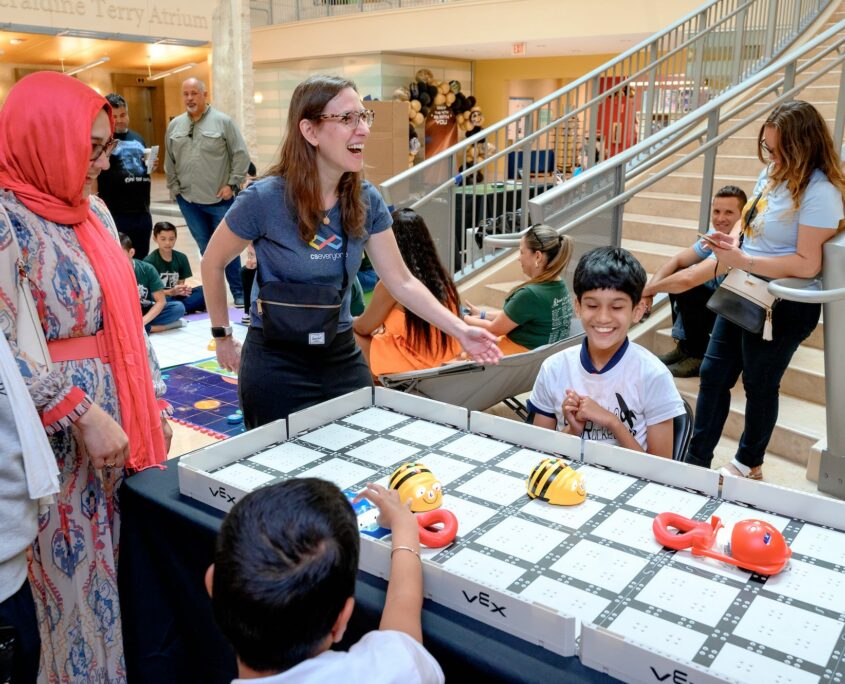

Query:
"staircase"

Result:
[[620, 1, 845, 480]]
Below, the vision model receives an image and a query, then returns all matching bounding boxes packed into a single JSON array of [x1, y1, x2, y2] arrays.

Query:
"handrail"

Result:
[[509, 19, 845, 245], [768, 278, 845, 304], [379, 0, 832, 278]]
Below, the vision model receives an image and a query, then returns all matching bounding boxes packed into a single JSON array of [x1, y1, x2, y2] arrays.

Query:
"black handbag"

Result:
[[256, 233, 349, 347], [706, 191, 778, 340]]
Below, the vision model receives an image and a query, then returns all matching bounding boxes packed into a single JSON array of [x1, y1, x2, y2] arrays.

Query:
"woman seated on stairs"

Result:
[[353, 208, 462, 377], [463, 224, 574, 355], [684, 100, 845, 481]]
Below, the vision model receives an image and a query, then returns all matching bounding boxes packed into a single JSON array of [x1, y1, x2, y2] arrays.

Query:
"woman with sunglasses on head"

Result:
[[463, 224, 574, 355], [685, 100, 845, 480], [202, 75, 500, 428], [0, 72, 171, 681]]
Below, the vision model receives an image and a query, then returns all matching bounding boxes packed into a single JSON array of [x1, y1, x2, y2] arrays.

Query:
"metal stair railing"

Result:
[[380, 0, 832, 279], [517, 19, 844, 497]]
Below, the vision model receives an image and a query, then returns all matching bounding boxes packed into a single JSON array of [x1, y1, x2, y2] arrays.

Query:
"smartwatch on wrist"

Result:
[[210, 325, 233, 339]]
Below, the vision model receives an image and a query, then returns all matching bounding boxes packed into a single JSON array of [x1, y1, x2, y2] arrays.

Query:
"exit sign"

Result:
[[512, 42, 527, 56]]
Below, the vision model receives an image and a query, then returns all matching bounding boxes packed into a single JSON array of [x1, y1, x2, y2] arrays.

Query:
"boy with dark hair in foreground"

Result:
[[528, 246, 685, 457], [206, 478, 444, 683]]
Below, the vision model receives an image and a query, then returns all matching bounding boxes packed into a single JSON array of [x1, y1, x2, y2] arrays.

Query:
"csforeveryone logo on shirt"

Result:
[[308, 226, 342, 251]]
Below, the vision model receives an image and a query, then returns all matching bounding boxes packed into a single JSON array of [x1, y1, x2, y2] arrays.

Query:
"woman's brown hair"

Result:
[[266, 75, 366, 243], [757, 100, 845, 215], [509, 224, 573, 296]]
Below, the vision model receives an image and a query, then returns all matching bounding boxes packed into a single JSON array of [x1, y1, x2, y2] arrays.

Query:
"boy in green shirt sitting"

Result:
[[144, 221, 206, 313], [121, 233, 186, 333]]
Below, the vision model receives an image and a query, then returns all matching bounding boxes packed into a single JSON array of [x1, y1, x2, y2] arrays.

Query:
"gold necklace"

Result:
[[322, 210, 331, 225]]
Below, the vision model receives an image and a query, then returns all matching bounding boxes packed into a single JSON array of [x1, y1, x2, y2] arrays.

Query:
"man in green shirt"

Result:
[[165, 78, 249, 306], [121, 233, 186, 333], [144, 222, 206, 313]]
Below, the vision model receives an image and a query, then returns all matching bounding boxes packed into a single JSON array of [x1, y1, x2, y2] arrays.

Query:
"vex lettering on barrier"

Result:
[[209, 485, 237, 504], [461, 590, 507, 617], [651, 666, 693, 684]]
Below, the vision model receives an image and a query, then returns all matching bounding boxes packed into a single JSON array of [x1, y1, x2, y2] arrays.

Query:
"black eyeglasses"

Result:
[[759, 139, 774, 155], [90, 137, 118, 161], [317, 109, 375, 129]]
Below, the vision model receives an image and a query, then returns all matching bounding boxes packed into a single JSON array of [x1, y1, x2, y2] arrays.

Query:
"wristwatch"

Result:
[[210, 325, 233, 339]]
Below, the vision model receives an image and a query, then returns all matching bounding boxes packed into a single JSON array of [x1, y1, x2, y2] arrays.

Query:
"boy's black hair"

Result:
[[153, 221, 178, 238], [118, 232, 133, 251], [714, 185, 748, 208], [573, 246, 647, 305], [212, 478, 359, 673]]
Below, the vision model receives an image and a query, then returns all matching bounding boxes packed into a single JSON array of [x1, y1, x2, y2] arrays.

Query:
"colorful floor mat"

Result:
[[162, 359, 245, 439]]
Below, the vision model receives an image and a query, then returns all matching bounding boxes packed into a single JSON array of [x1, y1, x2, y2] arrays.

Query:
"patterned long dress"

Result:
[[0, 189, 163, 684]]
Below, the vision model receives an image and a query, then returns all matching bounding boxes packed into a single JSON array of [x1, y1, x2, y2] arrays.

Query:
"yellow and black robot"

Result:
[[389, 462, 443, 512], [527, 458, 586, 506]]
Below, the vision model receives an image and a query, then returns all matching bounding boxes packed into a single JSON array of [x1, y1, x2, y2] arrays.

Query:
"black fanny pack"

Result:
[[256, 232, 348, 347]]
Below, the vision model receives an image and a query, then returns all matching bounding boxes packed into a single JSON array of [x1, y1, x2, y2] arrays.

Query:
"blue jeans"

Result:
[[685, 299, 820, 470], [144, 300, 186, 332], [169, 286, 206, 314], [176, 195, 243, 301]]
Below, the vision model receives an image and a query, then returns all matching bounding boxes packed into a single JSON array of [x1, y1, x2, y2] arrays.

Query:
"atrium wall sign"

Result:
[[0, 0, 212, 43]]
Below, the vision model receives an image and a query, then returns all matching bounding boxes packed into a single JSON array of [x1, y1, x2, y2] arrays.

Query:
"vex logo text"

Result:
[[651, 666, 695, 683], [209, 485, 237, 504], [462, 590, 507, 617]]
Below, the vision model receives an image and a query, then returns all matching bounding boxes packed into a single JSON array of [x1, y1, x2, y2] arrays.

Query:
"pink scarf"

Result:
[[0, 72, 165, 471]]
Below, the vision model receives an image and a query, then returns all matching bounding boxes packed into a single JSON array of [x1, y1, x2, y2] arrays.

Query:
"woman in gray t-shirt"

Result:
[[201, 75, 501, 427]]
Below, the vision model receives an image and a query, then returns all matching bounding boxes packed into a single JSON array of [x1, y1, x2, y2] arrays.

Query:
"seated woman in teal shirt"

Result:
[[464, 224, 574, 354]]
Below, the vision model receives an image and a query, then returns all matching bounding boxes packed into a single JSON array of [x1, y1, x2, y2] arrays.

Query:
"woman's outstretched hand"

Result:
[[215, 336, 242, 373], [458, 327, 502, 364]]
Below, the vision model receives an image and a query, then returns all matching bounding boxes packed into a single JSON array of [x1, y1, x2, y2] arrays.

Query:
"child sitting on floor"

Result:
[[144, 221, 206, 313], [121, 232, 186, 333], [207, 478, 444, 684], [528, 246, 685, 457]]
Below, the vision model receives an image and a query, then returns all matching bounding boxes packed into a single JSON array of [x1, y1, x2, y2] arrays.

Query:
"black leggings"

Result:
[[238, 327, 372, 429]]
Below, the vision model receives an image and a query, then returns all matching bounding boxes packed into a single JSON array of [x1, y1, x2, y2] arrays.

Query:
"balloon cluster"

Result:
[[393, 69, 484, 132]]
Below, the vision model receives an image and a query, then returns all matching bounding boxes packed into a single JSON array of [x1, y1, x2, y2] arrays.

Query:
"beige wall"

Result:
[[253, 0, 703, 63], [475, 54, 617, 133], [0, 0, 212, 42]]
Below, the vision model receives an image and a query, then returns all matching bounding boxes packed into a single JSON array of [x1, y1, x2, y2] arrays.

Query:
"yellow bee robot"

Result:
[[527, 457, 586, 506], [389, 462, 443, 512]]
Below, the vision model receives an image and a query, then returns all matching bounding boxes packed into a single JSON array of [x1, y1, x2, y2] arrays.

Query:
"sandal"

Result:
[[718, 462, 763, 481]]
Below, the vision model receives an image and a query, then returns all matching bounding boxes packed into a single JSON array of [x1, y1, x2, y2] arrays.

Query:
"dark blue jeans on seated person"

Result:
[[169, 285, 206, 314], [684, 299, 820, 470], [144, 300, 186, 333], [175, 195, 242, 301]]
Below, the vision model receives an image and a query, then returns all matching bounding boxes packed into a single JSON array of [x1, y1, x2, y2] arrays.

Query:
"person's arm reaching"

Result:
[[355, 483, 424, 643]]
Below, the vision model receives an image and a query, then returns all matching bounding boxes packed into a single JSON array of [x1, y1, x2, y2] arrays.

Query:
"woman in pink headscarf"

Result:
[[0, 72, 170, 682]]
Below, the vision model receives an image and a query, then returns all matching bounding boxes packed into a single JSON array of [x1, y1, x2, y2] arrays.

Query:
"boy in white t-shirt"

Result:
[[206, 478, 444, 684], [528, 246, 685, 457]]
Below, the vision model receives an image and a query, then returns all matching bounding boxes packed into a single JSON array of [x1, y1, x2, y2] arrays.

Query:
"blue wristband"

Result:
[[480, 310, 487, 320]]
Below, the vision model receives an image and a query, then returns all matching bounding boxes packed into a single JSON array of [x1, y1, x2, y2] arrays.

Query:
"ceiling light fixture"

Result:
[[65, 56, 110, 76], [147, 62, 197, 81]]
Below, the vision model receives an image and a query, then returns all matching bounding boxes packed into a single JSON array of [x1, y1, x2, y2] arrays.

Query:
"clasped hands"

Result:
[[562, 390, 613, 435]]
